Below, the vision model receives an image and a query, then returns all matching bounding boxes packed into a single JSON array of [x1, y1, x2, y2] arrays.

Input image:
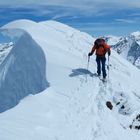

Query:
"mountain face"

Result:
[[0, 29, 49, 112], [0, 20, 140, 140], [107, 32, 140, 69], [0, 42, 13, 64]]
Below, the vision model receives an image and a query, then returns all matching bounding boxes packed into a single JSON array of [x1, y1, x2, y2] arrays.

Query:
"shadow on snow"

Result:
[[69, 68, 97, 77]]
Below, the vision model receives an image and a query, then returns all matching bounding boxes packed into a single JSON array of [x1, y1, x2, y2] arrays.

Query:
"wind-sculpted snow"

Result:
[[0, 29, 49, 112], [0, 20, 140, 140], [0, 42, 13, 65]]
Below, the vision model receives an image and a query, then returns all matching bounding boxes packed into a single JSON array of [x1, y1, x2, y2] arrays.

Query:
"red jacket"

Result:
[[91, 42, 111, 56]]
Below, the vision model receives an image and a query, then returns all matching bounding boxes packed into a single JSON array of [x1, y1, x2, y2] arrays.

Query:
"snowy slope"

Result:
[[103, 35, 122, 46], [0, 20, 140, 140], [0, 28, 49, 112]]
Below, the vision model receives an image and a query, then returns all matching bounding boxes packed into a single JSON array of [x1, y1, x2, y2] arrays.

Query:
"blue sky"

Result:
[[0, 0, 140, 36]]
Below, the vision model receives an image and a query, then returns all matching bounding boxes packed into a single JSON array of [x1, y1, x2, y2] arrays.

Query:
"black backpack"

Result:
[[95, 38, 105, 49]]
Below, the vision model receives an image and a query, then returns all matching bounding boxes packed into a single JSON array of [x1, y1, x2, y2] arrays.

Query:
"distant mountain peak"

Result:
[[130, 31, 140, 37], [108, 31, 140, 69]]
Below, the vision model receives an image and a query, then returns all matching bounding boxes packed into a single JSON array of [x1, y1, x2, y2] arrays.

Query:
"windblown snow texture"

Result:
[[0, 29, 49, 112], [0, 20, 140, 140]]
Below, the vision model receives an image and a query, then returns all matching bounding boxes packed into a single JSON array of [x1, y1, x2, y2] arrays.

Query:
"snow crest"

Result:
[[0, 29, 49, 112]]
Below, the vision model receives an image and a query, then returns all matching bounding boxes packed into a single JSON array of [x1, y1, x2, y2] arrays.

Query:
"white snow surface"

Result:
[[135, 57, 140, 67], [105, 35, 122, 46], [130, 31, 140, 46], [131, 31, 140, 37], [0, 42, 13, 65], [0, 28, 49, 112], [0, 19, 140, 140]]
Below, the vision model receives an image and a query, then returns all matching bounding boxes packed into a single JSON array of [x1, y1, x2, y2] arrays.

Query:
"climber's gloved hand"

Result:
[[88, 52, 92, 56]]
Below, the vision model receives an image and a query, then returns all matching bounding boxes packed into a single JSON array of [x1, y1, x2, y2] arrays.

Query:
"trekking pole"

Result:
[[85, 55, 90, 83], [87, 55, 90, 70], [107, 55, 110, 79]]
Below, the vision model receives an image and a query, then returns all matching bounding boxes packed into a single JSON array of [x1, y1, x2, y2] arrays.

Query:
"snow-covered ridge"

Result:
[[0, 28, 49, 112], [131, 31, 140, 37], [0, 19, 140, 140], [0, 19, 94, 113], [103, 35, 122, 46]]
